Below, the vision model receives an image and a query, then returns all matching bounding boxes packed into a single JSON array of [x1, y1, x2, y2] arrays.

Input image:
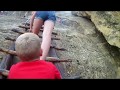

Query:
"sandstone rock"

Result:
[[0, 11, 31, 18], [71, 11, 90, 18], [56, 11, 96, 35], [86, 11, 120, 48], [72, 11, 120, 48], [55, 12, 118, 78], [0, 11, 119, 79]]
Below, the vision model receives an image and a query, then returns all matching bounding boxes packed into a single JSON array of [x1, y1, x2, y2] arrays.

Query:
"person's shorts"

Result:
[[35, 11, 56, 24]]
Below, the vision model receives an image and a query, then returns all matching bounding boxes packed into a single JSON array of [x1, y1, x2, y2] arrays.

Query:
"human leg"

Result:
[[32, 18, 43, 35], [40, 20, 55, 60]]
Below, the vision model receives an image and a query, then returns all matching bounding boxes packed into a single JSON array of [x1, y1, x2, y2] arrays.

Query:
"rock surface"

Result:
[[72, 11, 120, 48], [55, 11, 119, 78], [0, 11, 120, 79]]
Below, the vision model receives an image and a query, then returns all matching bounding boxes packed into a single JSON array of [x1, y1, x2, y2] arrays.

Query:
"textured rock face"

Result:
[[0, 11, 120, 79], [71, 11, 89, 17], [55, 12, 119, 78], [0, 11, 31, 18], [72, 11, 120, 48]]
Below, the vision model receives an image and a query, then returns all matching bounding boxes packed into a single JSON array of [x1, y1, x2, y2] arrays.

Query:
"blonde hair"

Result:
[[15, 33, 40, 61]]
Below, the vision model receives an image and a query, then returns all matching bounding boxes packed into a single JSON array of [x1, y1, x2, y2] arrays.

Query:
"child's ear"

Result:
[[40, 49, 42, 56]]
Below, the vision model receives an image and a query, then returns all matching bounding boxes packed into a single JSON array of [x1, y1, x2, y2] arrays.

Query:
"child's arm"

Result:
[[30, 11, 36, 32]]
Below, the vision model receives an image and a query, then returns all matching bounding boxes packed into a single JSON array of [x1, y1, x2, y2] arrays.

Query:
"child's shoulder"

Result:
[[41, 60, 57, 68], [41, 60, 55, 66], [10, 60, 56, 69], [10, 62, 22, 69]]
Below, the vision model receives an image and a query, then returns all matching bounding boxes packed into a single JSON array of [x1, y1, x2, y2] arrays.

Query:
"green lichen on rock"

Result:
[[95, 11, 120, 31], [84, 11, 120, 48], [72, 11, 120, 48]]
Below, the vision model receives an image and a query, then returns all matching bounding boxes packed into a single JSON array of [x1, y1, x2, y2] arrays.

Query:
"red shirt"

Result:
[[8, 60, 61, 79]]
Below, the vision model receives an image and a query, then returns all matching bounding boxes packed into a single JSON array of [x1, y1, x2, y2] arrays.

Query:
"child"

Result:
[[30, 11, 56, 60], [8, 33, 61, 79]]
